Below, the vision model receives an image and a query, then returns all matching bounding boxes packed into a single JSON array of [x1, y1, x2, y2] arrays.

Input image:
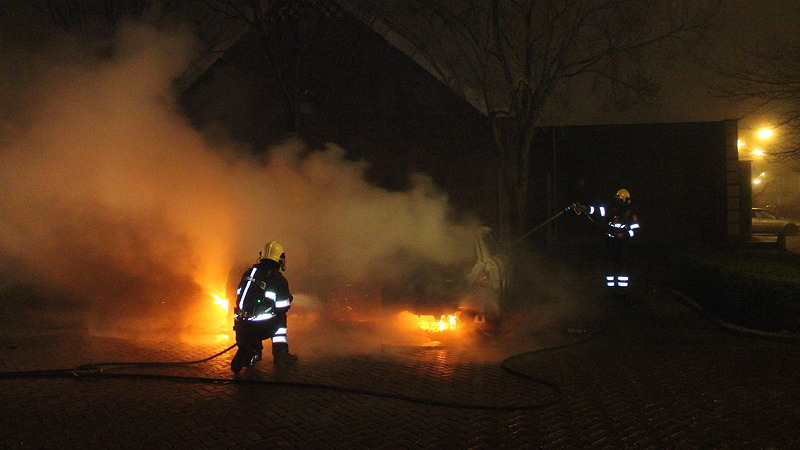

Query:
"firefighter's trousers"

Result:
[[605, 236, 631, 288], [606, 237, 628, 274], [233, 312, 290, 357]]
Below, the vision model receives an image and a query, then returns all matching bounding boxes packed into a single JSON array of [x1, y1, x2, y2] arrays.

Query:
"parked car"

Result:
[[751, 208, 799, 236]]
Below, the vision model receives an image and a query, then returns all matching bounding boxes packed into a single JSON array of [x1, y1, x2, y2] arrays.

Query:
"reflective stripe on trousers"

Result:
[[606, 275, 630, 287], [273, 326, 288, 343]]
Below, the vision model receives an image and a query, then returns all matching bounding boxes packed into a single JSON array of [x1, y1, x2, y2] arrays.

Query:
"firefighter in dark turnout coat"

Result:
[[573, 189, 640, 292], [231, 241, 297, 373]]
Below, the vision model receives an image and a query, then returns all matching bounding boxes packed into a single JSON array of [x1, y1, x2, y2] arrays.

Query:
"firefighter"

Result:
[[231, 240, 298, 373], [572, 188, 640, 292]]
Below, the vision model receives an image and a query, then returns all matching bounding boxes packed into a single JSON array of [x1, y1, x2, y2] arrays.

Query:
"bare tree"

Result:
[[343, 0, 717, 241], [714, 44, 800, 159]]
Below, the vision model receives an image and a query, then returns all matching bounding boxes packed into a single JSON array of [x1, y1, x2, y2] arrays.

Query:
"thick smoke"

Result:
[[0, 23, 480, 340]]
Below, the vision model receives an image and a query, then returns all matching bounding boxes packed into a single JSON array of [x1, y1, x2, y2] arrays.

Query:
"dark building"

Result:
[[180, 1, 748, 246], [179, 0, 496, 223]]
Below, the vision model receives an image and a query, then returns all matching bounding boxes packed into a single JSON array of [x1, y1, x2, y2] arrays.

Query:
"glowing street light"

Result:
[[738, 125, 778, 160]]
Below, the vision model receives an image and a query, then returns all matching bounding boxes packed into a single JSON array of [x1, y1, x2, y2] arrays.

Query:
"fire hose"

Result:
[[0, 340, 566, 411], [0, 207, 602, 411], [513, 202, 602, 246], [513, 204, 582, 245], [4, 288, 791, 411]]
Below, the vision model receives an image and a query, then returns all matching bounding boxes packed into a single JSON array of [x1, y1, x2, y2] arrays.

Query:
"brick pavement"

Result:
[[1, 289, 799, 448]]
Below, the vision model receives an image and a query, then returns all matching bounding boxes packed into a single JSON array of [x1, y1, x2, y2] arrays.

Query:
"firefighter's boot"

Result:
[[231, 346, 261, 373], [272, 343, 298, 366], [247, 350, 262, 367], [231, 348, 246, 373]]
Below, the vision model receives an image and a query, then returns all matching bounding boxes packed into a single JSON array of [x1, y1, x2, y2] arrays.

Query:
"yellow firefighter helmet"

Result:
[[615, 189, 631, 205], [261, 240, 286, 270]]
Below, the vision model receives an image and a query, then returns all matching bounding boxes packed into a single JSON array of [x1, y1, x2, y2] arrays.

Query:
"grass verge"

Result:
[[649, 243, 800, 333]]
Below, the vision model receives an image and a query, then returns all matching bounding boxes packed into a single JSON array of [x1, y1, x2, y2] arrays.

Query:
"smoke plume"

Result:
[[0, 23, 480, 340]]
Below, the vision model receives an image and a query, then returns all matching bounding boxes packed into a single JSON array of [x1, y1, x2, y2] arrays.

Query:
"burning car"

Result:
[[380, 226, 509, 331]]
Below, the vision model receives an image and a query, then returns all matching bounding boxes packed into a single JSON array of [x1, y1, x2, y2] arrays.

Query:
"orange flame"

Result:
[[415, 313, 459, 333], [209, 292, 231, 342], [211, 293, 229, 313], [178, 290, 232, 344]]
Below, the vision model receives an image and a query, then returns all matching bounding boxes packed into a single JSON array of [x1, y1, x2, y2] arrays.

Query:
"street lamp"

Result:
[[738, 141, 765, 160], [742, 124, 792, 210], [738, 126, 776, 160]]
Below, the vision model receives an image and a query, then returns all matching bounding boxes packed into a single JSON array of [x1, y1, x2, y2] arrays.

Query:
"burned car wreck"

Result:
[[378, 227, 509, 330]]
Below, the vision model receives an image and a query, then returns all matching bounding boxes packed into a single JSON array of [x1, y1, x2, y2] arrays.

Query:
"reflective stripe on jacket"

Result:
[[234, 262, 292, 320]]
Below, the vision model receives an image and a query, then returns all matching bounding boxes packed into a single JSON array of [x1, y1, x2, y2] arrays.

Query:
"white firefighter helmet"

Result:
[[261, 240, 286, 270], [615, 189, 631, 205]]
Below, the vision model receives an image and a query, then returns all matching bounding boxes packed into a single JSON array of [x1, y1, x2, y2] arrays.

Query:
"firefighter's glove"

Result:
[[570, 202, 587, 215]]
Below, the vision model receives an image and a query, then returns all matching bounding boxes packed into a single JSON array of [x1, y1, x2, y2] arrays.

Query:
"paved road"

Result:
[[1, 289, 799, 448]]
